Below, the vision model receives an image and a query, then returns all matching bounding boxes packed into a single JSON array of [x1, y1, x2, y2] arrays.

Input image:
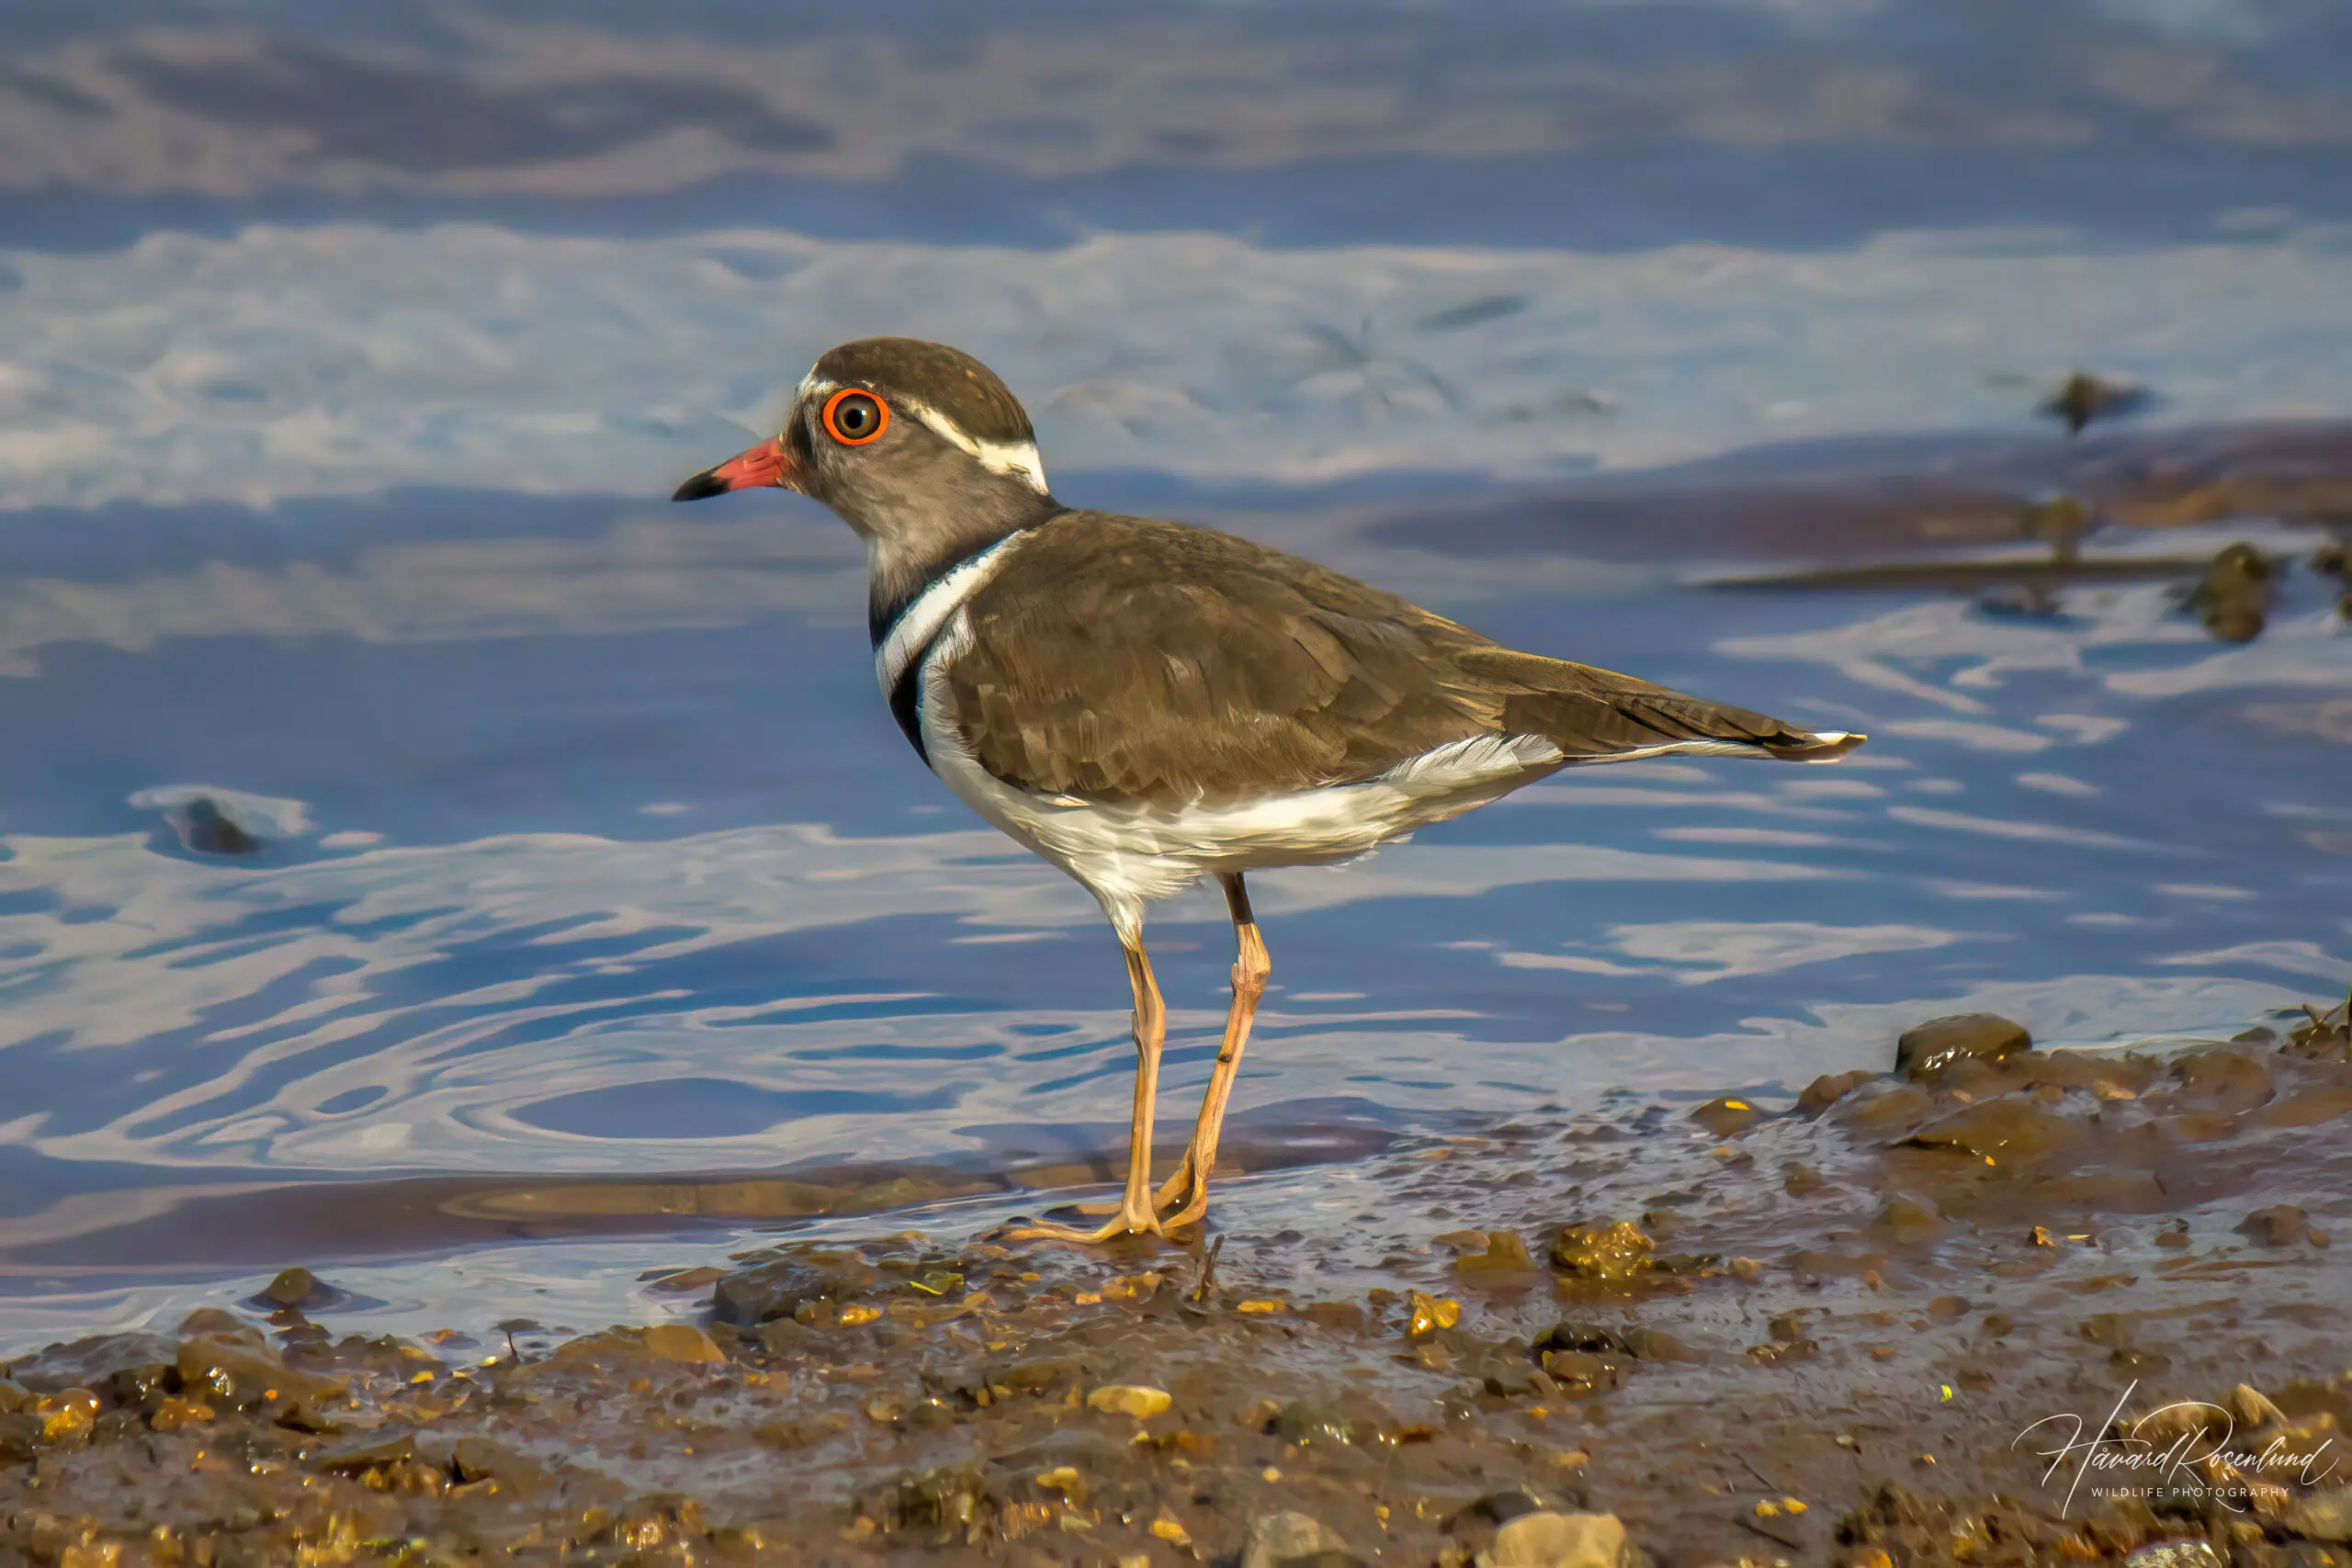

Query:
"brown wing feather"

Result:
[[944, 513, 1849, 807]]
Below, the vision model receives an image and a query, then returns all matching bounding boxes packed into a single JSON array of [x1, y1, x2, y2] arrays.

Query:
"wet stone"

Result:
[[0, 1412, 41, 1463], [1897, 1099, 2084, 1168], [1087, 1383, 1171, 1418], [173, 795, 264, 855], [308, 1432, 417, 1473], [2239, 1205, 2313, 1247], [2149, 1047, 2275, 1115], [257, 1266, 322, 1308], [176, 1336, 345, 1409], [1688, 1096, 1760, 1137], [1244, 1511, 1361, 1568], [640, 1324, 726, 1363], [1548, 1220, 1653, 1280], [1869, 1195, 1945, 1246], [709, 1249, 876, 1325], [1454, 1230, 1543, 1275], [1798, 1070, 1876, 1114], [1617, 1325, 1701, 1362], [2283, 1486, 2352, 1542], [1481, 1509, 1630, 1568], [1895, 1014, 2032, 1079], [2190, 541, 2275, 643], [1537, 1350, 1616, 1394]]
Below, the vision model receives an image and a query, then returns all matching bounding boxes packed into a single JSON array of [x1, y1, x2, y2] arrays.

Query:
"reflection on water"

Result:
[[3, 492, 2345, 1304], [3, 0, 2351, 1346]]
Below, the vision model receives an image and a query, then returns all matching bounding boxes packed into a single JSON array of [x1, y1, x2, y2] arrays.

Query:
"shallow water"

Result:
[[3, 0, 2351, 1351]]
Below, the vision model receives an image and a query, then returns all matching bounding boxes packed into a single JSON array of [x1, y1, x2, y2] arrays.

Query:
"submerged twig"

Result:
[[1191, 1234, 1226, 1304]]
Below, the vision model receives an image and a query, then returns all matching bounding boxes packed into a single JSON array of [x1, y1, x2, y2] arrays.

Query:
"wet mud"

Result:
[[1363, 420, 2352, 567], [6, 996, 2349, 1566]]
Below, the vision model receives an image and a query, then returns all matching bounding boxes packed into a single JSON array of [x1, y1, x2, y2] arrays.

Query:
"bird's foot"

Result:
[[1063, 1154, 1205, 1222], [998, 1199, 1167, 1247], [1151, 1159, 1198, 1214]]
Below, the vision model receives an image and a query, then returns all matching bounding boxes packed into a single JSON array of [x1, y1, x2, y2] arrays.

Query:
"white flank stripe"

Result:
[[874, 533, 1026, 700], [918, 704, 1576, 941]]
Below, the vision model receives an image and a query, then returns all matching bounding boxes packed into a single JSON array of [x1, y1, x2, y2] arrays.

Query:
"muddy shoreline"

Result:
[[5, 996, 2349, 1567]]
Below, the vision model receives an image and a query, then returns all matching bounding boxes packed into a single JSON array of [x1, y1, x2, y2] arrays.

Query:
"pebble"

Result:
[[1895, 1013, 2030, 1078], [259, 1268, 320, 1308], [640, 1324, 726, 1363], [1243, 1510, 1360, 1568], [2237, 1204, 2312, 1247], [1688, 1096, 1759, 1137], [1086, 1383, 1171, 1418], [1797, 1070, 1874, 1113], [2283, 1485, 2352, 1543], [1479, 1510, 1629, 1568], [2122, 1540, 2224, 1567]]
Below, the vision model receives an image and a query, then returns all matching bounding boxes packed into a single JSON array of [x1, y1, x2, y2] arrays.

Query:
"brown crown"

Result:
[[812, 338, 1035, 448]]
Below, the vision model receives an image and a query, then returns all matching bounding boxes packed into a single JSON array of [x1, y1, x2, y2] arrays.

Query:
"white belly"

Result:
[[915, 609, 1565, 938]]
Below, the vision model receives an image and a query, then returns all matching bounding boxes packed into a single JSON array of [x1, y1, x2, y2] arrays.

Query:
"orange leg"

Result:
[[1003, 935, 1169, 1245], [1153, 873, 1271, 1229]]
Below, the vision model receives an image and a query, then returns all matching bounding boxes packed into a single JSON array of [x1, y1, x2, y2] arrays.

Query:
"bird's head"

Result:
[[673, 338, 1054, 545]]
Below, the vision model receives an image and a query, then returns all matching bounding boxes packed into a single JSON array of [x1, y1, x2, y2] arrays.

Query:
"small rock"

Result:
[[308, 1432, 417, 1473], [1407, 1292, 1462, 1339], [893, 1466, 990, 1530], [641, 1324, 726, 1363], [1617, 1325, 1701, 1362], [1550, 1221, 1653, 1280], [174, 796, 264, 855], [1087, 1383, 1171, 1418], [1896, 1014, 2030, 1078], [2282, 1485, 2352, 1542], [1449, 1490, 1547, 1531], [1869, 1195, 1944, 1245], [33, 1389, 97, 1445], [0, 1411, 43, 1463], [1479, 1509, 1629, 1568], [259, 1267, 322, 1308], [1243, 1511, 1361, 1568], [1688, 1096, 1759, 1137], [646, 1267, 728, 1293], [2229, 1382, 2286, 1428], [709, 1250, 877, 1325], [2040, 371, 2149, 436], [452, 1437, 554, 1496], [1454, 1231, 1542, 1275], [176, 1337, 345, 1409], [2122, 1540, 2225, 1567], [2189, 543, 2273, 643], [1796, 1071, 1874, 1114], [1539, 1349, 1614, 1393], [2238, 1205, 2312, 1247]]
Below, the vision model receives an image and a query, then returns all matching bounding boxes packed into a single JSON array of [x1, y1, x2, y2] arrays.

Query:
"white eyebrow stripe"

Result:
[[904, 400, 1050, 492]]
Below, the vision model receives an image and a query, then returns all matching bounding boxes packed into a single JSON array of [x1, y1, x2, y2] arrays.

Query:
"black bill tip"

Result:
[[672, 468, 729, 502]]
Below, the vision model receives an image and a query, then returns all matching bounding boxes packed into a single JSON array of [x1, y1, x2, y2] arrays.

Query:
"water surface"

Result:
[[2, 0, 2349, 1350]]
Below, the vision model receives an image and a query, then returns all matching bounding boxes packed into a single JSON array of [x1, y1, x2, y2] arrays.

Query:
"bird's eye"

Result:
[[821, 389, 889, 446]]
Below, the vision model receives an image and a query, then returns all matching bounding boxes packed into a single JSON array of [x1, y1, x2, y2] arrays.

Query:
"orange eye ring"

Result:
[[821, 387, 889, 446]]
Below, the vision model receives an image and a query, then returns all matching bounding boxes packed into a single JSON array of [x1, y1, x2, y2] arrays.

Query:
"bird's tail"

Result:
[[1455, 648, 1867, 766]]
